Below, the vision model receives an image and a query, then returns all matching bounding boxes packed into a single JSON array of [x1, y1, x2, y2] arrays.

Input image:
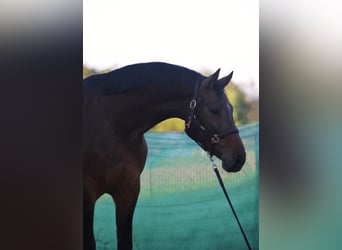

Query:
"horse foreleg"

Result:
[[111, 178, 140, 250], [83, 188, 96, 250]]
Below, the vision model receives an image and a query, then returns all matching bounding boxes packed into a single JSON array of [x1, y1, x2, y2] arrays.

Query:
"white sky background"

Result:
[[83, 0, 259, 98]]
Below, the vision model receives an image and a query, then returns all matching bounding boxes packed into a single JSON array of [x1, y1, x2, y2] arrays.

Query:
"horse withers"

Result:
[[83, 62, 246, 250]]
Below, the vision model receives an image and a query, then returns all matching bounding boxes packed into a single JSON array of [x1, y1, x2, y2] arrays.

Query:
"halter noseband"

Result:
[[184, 79, 239, 155]]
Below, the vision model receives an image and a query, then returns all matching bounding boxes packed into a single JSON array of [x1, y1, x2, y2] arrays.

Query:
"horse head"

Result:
[[185, 69, 246, 172]]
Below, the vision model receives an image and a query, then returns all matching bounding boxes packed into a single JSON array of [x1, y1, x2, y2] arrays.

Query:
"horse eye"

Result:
[[210, 107, 220, 114]]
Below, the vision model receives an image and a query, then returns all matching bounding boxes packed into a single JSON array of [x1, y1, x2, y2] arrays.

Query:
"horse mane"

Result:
[[85, 62, 203, 95]]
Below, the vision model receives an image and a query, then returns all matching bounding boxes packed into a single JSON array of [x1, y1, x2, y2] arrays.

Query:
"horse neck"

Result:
[[114, 80, 200, 140]]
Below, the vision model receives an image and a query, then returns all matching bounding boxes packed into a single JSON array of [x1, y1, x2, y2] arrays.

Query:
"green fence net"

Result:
[[94, 122, 259, 250]]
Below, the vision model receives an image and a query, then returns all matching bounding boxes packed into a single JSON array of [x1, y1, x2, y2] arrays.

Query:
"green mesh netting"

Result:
[[94, 122, 259, 250]]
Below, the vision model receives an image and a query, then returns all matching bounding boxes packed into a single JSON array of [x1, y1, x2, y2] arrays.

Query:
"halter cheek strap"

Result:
[[184, 79, 239, 155]]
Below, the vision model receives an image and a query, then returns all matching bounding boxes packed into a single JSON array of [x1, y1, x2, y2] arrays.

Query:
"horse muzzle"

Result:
[[222, 151, 246, 172]]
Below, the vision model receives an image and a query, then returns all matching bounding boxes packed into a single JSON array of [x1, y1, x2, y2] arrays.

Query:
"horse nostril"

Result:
[[236, 154, 245, 165]]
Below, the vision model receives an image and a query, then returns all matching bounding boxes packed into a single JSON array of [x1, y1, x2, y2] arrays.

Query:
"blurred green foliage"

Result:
[[83, 65, 97, 78], [225, 83, 252, 126]]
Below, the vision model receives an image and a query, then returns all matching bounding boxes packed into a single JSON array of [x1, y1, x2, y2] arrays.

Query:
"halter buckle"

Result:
[[211, 134, 220, 144], [189, 100, 197, 109]]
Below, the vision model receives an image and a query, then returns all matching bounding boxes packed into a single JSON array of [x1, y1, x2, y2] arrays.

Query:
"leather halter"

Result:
[[184, 79, 239, 155]]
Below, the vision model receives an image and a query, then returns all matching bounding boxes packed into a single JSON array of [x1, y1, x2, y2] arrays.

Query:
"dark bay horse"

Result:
[[83, 62, 246, 250]]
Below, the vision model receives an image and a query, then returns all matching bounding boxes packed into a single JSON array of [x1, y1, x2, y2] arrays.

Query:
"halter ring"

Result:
[[189, 100, 197, 109]]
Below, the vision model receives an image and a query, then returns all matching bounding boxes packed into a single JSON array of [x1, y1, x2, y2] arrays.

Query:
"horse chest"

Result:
[[84, 137, 147, 194]]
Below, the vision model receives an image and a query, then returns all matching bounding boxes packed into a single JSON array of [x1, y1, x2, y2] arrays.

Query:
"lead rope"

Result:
[[208, 155, 252, 250]]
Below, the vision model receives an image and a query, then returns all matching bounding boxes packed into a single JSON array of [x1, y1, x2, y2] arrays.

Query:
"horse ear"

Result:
[[203, 68, 220, 89], [218, 71, 233, 88]]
